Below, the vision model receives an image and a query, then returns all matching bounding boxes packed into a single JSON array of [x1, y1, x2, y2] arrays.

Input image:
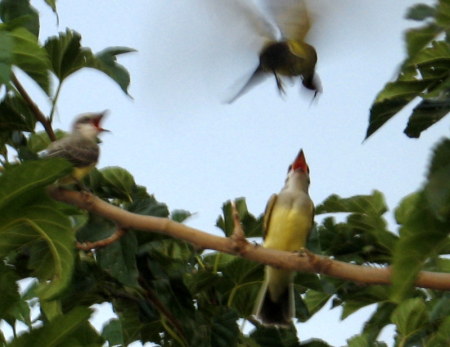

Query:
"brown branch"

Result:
[[11, 74, 56, 141], [48, 188, 450, 291], [230, 201, 248, 252], [76, 227, 127, 250]]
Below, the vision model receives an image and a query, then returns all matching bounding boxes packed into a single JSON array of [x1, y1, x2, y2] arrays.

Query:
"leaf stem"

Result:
[[49, 81, 62, 123], [11, 74, 56, 141]]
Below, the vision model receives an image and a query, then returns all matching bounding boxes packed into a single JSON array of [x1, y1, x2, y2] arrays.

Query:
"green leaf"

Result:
[[210, 309, 239, 347], [9, 27, 51, 94], [391, 191, 449, 301], [0, 0, 40, 36], [43, 0, 57, 14], [216, 198, 262, 238], [366, 92, 417, 139], [406, 4, 436, 21], [0, 95, 35, 132], [361, 302, 396, 342], [405, 24, 442, 58], [44, 30, 134, 95], [250, 325, 300, 347], [0, 30, 13, 86], [347, 334, 387, 347], [44, 29, 88, 81], [170, 209, 192, 222], [100, 166, 136, 201], [0, 262, 20, 320], [300, 339, 333, 347], [303, 290, 331, 316], [0, 159, 71, 211], [316, 190, 387, 215], [391, 298, 427, 340], [426, 315, 450, 346], [86, 47, 136, 95], [8, 307, 96, 347], [316, 191, 396, 257], [102, 319, 124, 347], [412, 40, 450, 65], [424, 139, 450, 220], [0, 160, 75, 299], [404, 97, 450, 138], [436, 0, 450, 29], [96, 232, 139, 288]]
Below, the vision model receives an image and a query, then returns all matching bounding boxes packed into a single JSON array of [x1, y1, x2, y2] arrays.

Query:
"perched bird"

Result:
[[226, 0, 320, 103], [254, 149, 314, 327], [43, 111, 108, 185]]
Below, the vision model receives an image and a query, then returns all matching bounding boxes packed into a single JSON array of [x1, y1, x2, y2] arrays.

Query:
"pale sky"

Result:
[[16, 0, 446, 345]]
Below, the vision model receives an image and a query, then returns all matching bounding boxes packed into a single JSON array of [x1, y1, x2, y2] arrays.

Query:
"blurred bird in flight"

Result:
[[226, 0, 321, 103]]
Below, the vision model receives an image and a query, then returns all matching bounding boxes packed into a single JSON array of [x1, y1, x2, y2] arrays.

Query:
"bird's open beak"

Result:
[[291, 149, 308, 172], [93, 110, 110, 132]]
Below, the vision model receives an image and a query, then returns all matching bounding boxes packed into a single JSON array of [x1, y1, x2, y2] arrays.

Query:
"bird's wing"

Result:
[[223, 66, 268, 103], [234, 0, 278, 41], [46, 137, 99, 167], [261, 0, 311, 41], [263, 193, 278, 240]]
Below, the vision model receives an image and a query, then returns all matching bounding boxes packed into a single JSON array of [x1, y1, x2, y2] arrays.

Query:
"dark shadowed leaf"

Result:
[[250, 325, 300, 346], [0, 30, 13, 86], [8, 307, 100, 347], [404, 97, 450, 137], [424, 138, 450, 219], [9, 27, 50, 93], [100, 166, 136, 201], [0, 160, 75, 299], [210, 309, 239, 347], [87, 47, 136, 95], [0, 262, 20, 320], [96, 232, 139, 288], [102, 319, 124, 346], [405, 24, 441, 57], [0, 0, 39, 36], [45, 29, 134, 94], [391, 192, 449, 301], [391, 298, 427, 339], [216, 198, 262, 238], [170, 209, 192, 222], [406, 4, 436, 21]]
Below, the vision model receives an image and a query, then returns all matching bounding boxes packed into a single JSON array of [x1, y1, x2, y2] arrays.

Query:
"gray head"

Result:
[[71, 111, 109, 139]]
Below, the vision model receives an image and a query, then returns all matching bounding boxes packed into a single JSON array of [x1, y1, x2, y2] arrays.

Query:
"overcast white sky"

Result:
[[14, 0, 447, 345]]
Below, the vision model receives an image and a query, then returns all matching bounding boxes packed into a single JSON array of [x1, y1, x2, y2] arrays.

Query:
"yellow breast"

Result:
[[263, 204, 312, 252]]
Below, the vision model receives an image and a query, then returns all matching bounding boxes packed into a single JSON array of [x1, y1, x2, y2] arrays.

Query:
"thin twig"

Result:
[[76, 227, 127, 250], [11, 74, 56, 141]]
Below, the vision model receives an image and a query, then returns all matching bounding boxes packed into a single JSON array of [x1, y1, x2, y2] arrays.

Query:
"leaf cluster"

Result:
[[366, 0, 450, 138]]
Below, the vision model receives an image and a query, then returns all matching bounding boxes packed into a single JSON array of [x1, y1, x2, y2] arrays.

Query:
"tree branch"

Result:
[[48, 188, 450, 291], [11, 74, 56, 141], [76, 226, 127, 250]]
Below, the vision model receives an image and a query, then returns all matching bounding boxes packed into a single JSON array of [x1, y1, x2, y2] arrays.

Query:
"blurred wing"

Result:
[[46, 137, 99, 167], [263, 194, 278, 239], [262, 0, 311, 40], [233, 0, 278, 40], [223, 66, 268, 103]]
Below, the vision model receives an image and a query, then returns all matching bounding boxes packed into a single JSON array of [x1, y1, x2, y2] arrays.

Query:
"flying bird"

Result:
[[226, 0, 321, 103]]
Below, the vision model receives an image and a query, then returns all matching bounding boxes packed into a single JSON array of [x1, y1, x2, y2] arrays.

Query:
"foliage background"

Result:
[[0, 0, 449, 346]]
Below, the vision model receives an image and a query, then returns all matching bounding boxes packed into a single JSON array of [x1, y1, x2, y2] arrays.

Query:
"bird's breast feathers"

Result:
[[264, 196, 313, 252]]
